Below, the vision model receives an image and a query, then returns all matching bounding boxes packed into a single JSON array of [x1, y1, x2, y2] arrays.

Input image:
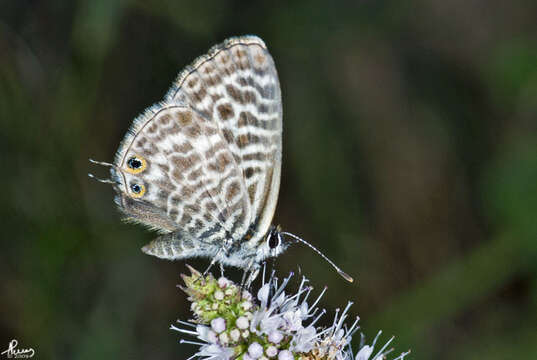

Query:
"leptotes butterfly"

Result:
[[91, 36, 352, 283]]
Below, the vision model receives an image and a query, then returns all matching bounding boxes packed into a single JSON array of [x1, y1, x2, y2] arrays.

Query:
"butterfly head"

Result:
[[254, 225, 288, 263]]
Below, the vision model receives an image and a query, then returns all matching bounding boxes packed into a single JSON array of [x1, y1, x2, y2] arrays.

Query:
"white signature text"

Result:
[[1, 340, 35, 358]]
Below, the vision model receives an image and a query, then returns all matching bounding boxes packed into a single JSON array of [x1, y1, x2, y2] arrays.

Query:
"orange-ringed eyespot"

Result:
[[130, 183, 145, 198], [125, 155, 147, 174]]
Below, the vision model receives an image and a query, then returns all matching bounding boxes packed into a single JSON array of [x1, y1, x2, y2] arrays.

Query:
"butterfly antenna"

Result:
[[88, 173, 117, 184], [88, 158, 120, 184], [89, 158, 115, 167], [280, 231, 354, 283]]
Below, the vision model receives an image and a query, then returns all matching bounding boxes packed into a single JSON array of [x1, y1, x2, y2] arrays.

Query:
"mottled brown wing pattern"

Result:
[[165, 36, 283, 246], [112, 104, 252, 250], [111, 36, 283, 264]]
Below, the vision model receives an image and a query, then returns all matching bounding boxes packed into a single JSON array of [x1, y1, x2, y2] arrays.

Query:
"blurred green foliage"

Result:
[[1, 0, 536, 359]]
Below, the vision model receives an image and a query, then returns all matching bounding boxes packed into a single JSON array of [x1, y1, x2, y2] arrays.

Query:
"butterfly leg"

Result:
[[239, 269, 249, 293], [202, 256, 218, 277], [195, 253, 220, 283], [238, 269, 255, 299], [245, 267, 260, 289], [242, 259, 260, 289], [200, 240, 231, 279], [193, 258, 217, 284], [238, 260, 254, 297]]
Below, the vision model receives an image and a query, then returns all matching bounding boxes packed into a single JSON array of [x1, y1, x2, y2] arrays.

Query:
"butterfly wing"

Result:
[[112, 104, 252, 259], [112, 36, 282, 263], [166, 36, 283, 246]]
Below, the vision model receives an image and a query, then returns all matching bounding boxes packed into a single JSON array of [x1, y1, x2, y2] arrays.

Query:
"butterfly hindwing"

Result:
[[113, 105, 252, 257]]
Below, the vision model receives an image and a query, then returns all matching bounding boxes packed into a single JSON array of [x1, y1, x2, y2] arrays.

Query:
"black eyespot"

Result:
[[127, 157, 142, 169], [268, 232, 280, 249], [130, 183, 142, 193]]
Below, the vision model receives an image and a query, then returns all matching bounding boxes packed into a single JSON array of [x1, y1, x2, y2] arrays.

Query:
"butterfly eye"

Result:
[[129, 183, 146, 198], [268, 232, 280, 249], [125, 155, 147, 174]]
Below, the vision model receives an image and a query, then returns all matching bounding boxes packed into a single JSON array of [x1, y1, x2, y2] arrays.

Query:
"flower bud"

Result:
[[230, 329, 240, 342], [266, 346, 278, 358], [236, 316, 249, 329], [248, 342, 263, 359], [217, 277, 228, 288], [218, 332, 229, 345], [268, 331, 283, 344], [214, 290, 225, 301], [241, 301, 252, 311], [210, 317, 226, 333], [278, 350, 293, 360]]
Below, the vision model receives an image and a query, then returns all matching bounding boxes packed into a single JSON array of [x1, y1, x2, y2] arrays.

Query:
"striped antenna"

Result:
[[280, 231, 354, 283], [88, 158, 119, 185]]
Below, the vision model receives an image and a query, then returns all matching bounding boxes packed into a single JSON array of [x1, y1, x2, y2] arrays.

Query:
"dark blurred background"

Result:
[[2, 0, 537, 359]]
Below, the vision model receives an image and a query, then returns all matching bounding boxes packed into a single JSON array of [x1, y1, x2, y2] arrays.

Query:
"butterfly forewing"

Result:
[[166, 36, 283, 245]]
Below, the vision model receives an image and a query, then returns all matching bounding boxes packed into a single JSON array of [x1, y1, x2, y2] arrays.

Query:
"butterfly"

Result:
[[90, 35, 352, 283]]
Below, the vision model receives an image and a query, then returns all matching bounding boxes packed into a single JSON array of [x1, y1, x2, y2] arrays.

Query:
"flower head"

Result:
[[172, 266, 409, 360]]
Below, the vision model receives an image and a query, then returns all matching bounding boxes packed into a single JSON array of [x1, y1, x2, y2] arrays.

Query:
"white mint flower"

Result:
[[257, 283, 270, 305], [282, 308, 306, 331], [192, 325, 217, 344], [258, 312, 283, 334], [197, 344, 234, 360], [174, 266, 409, 360], [351, 331, 410, 360], [355, 345, 373, 360], [290, 325, 317, 353]]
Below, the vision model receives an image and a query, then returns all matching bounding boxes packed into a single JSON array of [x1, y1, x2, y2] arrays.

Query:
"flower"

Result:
[[172, 266, 410, 360]]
